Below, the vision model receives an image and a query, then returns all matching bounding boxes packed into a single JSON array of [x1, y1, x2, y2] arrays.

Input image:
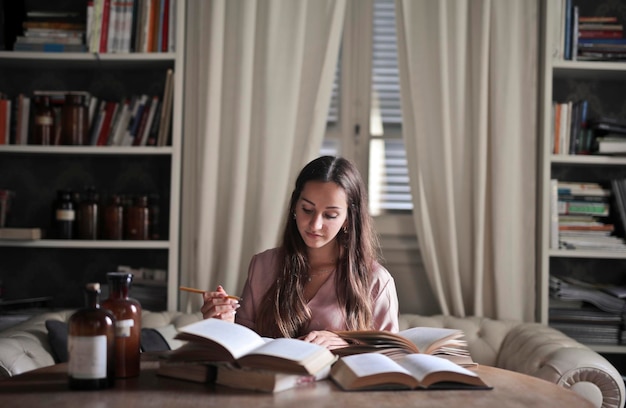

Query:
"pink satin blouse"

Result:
[[235, 248, 400, 335]]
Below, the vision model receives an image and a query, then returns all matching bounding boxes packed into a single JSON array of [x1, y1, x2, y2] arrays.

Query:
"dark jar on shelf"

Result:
[[101, 272, 141, 379], [77, 187, 99, 240], [53, 189, 75, 239], [32, 95, 54, 145], [125, 195, 150, 240], [61, 93, 88, 145], [68, 282, 116, 390], [148, 194, 160, 240], [102, 194, 124, 240]]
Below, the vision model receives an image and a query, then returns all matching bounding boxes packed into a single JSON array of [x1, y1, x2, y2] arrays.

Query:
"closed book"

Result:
[[216, 364, 328, 393], [156, 361, 216, 383], [0, 228, 42, 240]]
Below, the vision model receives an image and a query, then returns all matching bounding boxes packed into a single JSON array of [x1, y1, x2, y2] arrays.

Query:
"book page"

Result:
[[338, 353, 411, 378], [175, 318, 266, 360], [399, 327, 466, 355], [397, 354, 485, 388]]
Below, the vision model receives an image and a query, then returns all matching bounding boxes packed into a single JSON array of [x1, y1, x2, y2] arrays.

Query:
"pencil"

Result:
[[178, 286, 241, 301]]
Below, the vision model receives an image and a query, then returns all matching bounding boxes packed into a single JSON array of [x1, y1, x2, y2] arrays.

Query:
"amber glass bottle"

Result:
[[68, 282, 116, 390], [125, 195, 149, 240], [77, 187, 99, 240], [61, 93, 88, 145], [102, 194, 124, 240], [32, 95, 54, 145], [101, 272, 142, 378], [53, 189, 75, 239]]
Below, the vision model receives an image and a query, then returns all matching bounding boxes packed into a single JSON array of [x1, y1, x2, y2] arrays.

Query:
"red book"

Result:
[[96, 102, 119, 146], [578, 30, 624, 39], [0, 99, 8, 145], [161, 0, 170, 52], [100, 0, 111, 52]]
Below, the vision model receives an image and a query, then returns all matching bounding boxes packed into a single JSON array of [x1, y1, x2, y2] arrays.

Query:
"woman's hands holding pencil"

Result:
[[184, 285, 241, 322]]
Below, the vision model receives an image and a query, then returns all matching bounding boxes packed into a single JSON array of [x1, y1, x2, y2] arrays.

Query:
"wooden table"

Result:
[[0, 359, 595, 408]]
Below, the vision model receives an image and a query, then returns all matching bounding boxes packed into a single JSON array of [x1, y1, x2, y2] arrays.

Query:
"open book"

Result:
[[333, 326, 474, 366], [330, 353, 491, 391], [170, 318, 337, 376], [216, 364, 330, 393]]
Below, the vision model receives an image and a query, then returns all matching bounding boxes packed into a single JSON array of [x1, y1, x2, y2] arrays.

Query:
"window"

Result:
[[325, 0, 412, 216]]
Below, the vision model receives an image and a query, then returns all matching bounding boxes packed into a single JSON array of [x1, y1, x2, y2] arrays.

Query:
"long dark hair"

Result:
[[256, 156, 381, 337]]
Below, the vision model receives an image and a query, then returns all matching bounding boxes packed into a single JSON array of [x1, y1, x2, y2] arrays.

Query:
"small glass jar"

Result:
[[53, 189, 75, 239], [77, 187, 99, 240], [125, 195, 149, 240], [32, 95, 54, 145], [103, 194, 124, 240], [61, 93, 88, 145]]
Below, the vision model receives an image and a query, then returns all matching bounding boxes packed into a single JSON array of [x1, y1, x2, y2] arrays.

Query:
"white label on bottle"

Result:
[[68, 335, 107, 379], [115, 319, 134, 337], [56, 209, 75, 221], [35, 116, 53, 126]]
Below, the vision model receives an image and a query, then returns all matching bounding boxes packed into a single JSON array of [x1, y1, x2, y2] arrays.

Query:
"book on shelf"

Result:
[[157, 68, 174, 146], [0, 228, 42, 240], [333, 326, 474, 367], [215, 364, 329, 393], [330, 353, 490, 391], [169, 318, 337, 376], [550, 275, 626, 315]]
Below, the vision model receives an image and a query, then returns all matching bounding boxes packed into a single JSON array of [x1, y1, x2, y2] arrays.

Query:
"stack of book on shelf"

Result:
[[158, 318, 488, 392], [577, 16, 626, 62], [14, 9, 87, 53], [550, 180, 626, 251], [591, 117, 626, 155], [549, 275, 626, 345], [557, 0, 625, 61]]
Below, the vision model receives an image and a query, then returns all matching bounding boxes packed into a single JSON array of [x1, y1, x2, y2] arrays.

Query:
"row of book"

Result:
[[0, 69, 173, 147], [13, 0, 176, 53], [551, 100, 626, 155], [550, 275, 626, 345], [156, 318, 489, 392], [549, 180, 626, 251], [557, 0, 626, 61]]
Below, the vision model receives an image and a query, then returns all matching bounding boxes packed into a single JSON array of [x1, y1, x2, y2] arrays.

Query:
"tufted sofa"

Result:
[[0, 311, 623, 408]]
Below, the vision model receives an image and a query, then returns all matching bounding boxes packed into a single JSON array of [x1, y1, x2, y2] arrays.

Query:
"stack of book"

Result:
[[550, 181, 626, 251], [557, 0, 626, 61], [591, 117, 626, 155], [14, 9, 87, 53], [549, 275, 626, 345], [157, 318, 488, 392], [577, 16, 626, 62]]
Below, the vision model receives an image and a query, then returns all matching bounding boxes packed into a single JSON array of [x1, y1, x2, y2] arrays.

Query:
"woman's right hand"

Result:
[[201, 285, 240, 322]]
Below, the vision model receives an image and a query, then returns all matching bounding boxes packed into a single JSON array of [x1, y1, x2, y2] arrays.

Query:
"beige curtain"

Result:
[[395, 0, 538, 321], [179, 0, 346, 311]]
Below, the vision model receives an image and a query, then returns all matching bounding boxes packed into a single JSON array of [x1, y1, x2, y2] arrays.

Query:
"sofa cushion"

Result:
[[45, 320, 68, 363]]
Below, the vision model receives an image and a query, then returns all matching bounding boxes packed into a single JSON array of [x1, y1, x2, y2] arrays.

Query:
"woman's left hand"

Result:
[[299, 330, 348, 350]]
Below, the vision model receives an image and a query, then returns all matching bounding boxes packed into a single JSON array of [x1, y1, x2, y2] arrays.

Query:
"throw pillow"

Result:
[[45, 320, 69, 363]]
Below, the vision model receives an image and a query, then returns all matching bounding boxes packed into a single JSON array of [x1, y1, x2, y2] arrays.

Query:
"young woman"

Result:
[[201, 156, 399, 349]]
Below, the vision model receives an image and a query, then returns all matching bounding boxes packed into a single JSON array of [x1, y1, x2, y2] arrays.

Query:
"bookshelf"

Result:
[[0, 1, 185, 311], [538, 0, 626, 354]]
